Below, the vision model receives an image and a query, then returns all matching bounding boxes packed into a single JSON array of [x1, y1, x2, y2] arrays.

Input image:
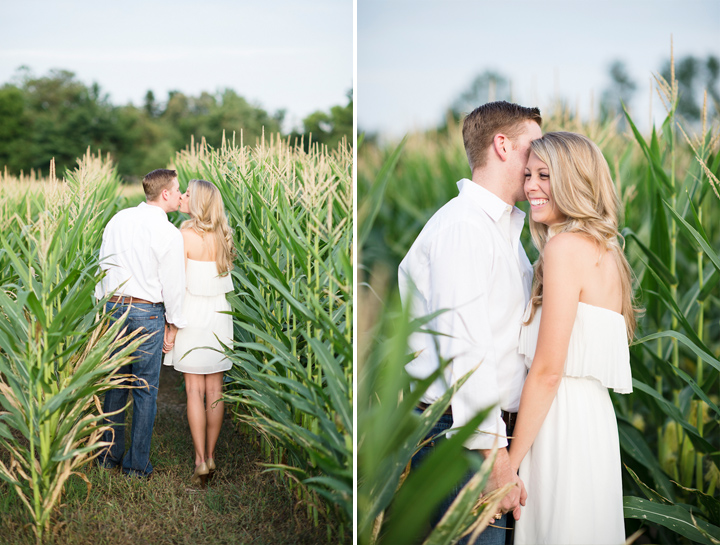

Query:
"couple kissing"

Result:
[[95, 169, 235, 488]]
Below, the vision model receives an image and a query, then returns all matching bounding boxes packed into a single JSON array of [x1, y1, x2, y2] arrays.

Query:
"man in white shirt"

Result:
[[95, 168, 187, 478], [399, 101, 542, 544]]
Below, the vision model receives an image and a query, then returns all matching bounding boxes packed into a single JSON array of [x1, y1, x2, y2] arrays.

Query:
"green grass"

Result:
[[0, 367, 332, 545]]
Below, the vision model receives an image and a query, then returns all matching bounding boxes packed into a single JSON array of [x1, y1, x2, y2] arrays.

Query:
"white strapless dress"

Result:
[[163, 259, 233, 374], [515, 302, 631, 545]]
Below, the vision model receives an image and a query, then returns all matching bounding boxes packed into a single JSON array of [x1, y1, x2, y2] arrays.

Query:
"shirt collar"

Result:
[[456, 178, 526, 223], [139, 201, 169, 220]]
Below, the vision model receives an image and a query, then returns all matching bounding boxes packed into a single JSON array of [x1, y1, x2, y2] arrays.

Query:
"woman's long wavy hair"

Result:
[[524, 132, 639, 341], [181, 179, 236, 275]]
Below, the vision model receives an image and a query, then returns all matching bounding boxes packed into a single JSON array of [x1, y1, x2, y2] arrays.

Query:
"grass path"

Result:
[[1, 366, 330, 545]]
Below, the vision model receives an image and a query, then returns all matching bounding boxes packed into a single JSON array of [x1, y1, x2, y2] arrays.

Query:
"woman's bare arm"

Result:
[[508, 233, 587, 472]]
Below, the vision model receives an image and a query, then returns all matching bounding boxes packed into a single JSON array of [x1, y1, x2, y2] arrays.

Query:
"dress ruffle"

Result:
[[163, 258, 233, 375], [518, 302, 632, 394]]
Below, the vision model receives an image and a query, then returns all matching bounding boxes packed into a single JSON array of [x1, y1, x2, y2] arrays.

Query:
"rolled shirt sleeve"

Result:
[[157, 230, 187, 328], [428, 222, 508, 449]]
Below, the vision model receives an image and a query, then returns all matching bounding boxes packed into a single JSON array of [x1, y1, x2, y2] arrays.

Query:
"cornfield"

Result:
[[0, 133, 353, 542], [358, 57, 720, 544]]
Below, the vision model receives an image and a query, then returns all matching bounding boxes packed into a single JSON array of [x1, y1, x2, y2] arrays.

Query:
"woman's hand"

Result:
[[163, 323, 178, 353], [480, 447, 527, 520]]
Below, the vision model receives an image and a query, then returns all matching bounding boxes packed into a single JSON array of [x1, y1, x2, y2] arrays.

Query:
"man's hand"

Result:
[[513, 476, 527, 521], [163, 323, 178, 353], [480, 447, 526, 520]]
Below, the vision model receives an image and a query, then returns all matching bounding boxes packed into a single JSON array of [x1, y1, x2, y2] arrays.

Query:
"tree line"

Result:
[[448, 55, 719, 125], [357, 53, 718, 143], [0, 67, 352, 182]]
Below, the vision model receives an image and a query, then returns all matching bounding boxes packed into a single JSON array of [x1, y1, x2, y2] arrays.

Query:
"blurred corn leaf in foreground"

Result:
[[358, 140, 508, 545]]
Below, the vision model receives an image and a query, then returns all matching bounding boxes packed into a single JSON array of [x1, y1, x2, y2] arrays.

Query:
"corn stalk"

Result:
[[172, 133, 352, 537], [0, 152, 148, 543]]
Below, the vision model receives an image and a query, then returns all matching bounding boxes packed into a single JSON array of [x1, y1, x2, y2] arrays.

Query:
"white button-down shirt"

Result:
[[95, 202, 187, 328], [399, 179, 532, 449]]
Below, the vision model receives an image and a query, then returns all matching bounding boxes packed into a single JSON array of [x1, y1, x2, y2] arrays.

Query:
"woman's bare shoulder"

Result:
[[180, 226, 200, 237], [180, 227, 202, 246], [542, 233, 605, 305], [545, 232, 601, 271], [545, 232, 595, 255]]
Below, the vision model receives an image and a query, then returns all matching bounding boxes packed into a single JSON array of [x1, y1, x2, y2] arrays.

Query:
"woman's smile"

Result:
[[524, 151, 565, 226]]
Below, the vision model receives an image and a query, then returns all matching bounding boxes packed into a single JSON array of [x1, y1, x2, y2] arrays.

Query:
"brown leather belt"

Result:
[[416, 403, 518, 432], [417, 401, 452, 416], [108, 296, 155, 305]]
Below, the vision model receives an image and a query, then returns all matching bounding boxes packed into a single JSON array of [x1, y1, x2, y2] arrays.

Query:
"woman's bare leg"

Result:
[[205, 372, 224, 462], [185, 373, 207, 466]]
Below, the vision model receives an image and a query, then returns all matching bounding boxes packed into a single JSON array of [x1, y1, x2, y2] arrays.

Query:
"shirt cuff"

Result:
[[460, 411, 508, 450], [165, 311, 187, 329]]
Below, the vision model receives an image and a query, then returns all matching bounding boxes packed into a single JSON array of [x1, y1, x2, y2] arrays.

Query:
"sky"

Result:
[[359, 0, 720, 138], [0, 0, 352, 132]]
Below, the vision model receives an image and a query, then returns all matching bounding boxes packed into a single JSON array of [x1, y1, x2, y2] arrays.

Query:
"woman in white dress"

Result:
[[508, 132, 637, 544], [163, 179, 235, 487]]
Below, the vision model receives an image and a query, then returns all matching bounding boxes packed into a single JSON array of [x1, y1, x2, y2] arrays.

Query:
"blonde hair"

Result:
[[525, 132, 638, 340], [181, 179, 236, 275]]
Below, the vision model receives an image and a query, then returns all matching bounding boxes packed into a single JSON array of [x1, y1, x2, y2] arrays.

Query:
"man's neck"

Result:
[[470, 168, 517, 207], [146, 200, 170, 214]]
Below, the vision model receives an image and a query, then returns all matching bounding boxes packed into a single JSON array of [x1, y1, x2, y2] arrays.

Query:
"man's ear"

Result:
[[493, 134, 510, 162]]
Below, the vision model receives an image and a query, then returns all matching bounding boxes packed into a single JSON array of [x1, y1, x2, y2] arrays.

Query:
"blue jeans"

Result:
[[411, 410, 513, 545], [99, 301, 165, 477]]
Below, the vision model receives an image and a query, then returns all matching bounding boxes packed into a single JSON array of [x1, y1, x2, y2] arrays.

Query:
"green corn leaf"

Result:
[[698, 269, 719, 303], [642, 266, 715, 356], [423, 455, 494, 545], [631, 379, 718, 462], [623, 228, 677, 286], [633, 330, 720, 375], [672, 481, 720, 526], [637, 341, 683, 392], [359, 137, 407, 248], [623, 105, 672, 193], [624, 496, 720, 545], [671, 365, 720, 419], [664, 200, 720, 275], [306, 338, 351, 432], [618, 418, 674, 500], [625, 464, 673, 504], [379, 406, 493, 545], [359, 365, 468, 533], [687, 194, 712, 244]]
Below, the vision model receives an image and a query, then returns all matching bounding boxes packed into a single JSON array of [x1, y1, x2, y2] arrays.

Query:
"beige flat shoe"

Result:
[[191, 462, 209, 488], [206, 458, 216, 481]]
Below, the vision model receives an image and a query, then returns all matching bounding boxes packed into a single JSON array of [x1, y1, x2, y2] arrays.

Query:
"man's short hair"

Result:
[[462, 101, 542, 171], [142, 169, 178, 201]]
